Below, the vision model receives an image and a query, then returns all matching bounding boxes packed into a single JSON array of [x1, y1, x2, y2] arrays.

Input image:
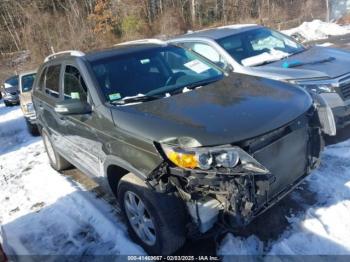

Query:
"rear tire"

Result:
[[117, 173, 187, 255], [42, 129, 71, 171]]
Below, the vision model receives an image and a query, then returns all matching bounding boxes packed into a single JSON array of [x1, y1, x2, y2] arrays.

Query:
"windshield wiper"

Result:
[[184, 77, 222, 90], [286, 48, 307, 58], [145, 76, 222, 97], [111, 94, 162, 105]]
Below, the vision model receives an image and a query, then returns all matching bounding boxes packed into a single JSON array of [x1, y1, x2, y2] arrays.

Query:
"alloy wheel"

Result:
[[124, 191, 156, 246]]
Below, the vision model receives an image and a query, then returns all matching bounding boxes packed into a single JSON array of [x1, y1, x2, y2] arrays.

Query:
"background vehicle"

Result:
[[169, 24, 350, 129], [32, 43, 328, 254], [1, 75, 19, 106], [19, 70, 38, 135], [0, 243, 7, 262]]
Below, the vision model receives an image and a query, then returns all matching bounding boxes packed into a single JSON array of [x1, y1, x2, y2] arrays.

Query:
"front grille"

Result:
[[339, 75, 350, 100], [252, 126, 309, 200], [340, 82, 350, 100], [10, 92, 17, 95]]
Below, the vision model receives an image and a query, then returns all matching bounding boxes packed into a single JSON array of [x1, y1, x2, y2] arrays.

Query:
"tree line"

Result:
[[0, 0, 327, 64]]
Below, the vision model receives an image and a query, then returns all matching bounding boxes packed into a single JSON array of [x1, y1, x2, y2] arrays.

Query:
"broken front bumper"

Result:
[[151, 112, 323, 231]]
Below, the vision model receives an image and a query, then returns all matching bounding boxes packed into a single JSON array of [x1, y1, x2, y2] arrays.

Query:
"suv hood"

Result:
[[248, 46, 350, 80], [111, 74, 312, 146]]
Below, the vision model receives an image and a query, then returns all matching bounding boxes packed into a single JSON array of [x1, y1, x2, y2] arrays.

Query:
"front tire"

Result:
[[117, 173, 187, 255], [42, 129, 71, 171]]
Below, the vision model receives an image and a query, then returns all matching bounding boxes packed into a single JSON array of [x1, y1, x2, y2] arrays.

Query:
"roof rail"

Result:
[[44, 50, 85, 62], [114, 39, 166, 46]]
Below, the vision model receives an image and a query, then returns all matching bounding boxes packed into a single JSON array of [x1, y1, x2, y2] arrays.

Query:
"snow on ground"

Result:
[[282, 19, 350, 42], [0, 101, 144, 256], [219, 140, 350, 256]]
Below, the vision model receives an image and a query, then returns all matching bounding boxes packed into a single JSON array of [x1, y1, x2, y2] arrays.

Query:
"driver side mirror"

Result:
[[222, 62, 234, 73], [54, 99, 92, 115], [290, 33, 306, 43]]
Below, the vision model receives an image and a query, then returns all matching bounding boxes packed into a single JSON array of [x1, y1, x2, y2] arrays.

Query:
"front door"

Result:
[[61, 64, 106, 177]]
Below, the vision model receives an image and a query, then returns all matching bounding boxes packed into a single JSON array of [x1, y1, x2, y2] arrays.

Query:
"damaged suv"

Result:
[[32, 41, 333, 254]]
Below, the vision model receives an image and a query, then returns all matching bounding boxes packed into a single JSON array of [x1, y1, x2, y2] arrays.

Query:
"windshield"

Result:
[[217, 28, 305, 67], [90, 46, 223, 103], [21, 73, 36, 92], [5, 76, 18, 88]]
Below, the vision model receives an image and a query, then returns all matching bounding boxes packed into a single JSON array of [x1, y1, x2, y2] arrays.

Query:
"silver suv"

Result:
[[19, 70, 38, 135], [169, 24, 350, 129]]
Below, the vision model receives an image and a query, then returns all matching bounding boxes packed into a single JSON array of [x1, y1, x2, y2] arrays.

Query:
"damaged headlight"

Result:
[[161, 144, 269, 173], [195, 149, 240, 170]]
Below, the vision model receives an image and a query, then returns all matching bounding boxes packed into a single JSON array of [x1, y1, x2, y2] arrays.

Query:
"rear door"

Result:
[[33, 63, 67, 151]]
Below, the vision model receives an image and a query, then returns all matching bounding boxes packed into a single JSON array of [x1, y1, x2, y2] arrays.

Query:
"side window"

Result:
[[37, 68, 47, 90], [192, 43, 221, 63], [45, 65, 61, 98], [188, 42, 228, 69], [63, 65, 87, 101]]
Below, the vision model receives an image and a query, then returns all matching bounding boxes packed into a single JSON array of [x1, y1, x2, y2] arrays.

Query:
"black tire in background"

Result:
[[25, 119, 40, 136], [42, 129, 71, 171], [117, 173, 187, 255]]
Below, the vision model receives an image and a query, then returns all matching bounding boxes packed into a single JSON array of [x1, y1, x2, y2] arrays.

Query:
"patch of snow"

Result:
[[218, 140, 350, 256], [0, 102, 144, 256], [316, 42, 334, 47], [182, 87, 191, 93], [282, 19, 350, 42], [219, 235, 262, 255]]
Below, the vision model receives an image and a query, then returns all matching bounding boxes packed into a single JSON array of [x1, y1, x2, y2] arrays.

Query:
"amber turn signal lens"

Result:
[[166, 150, 198, 169]]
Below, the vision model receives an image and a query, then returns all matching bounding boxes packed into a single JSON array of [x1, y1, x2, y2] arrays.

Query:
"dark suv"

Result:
[[1, 75, 20, 106], [32, 42, 332, 254]]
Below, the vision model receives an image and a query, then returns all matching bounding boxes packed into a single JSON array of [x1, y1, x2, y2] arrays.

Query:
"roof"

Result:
[[85, 43, 172, 62], [18, 70, 37, 77], [173, 24, 262, 40], [41, 41, 170, 65]]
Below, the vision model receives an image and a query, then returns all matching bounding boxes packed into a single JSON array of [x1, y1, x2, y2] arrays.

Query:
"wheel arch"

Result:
[[104, 155, 149, 197]]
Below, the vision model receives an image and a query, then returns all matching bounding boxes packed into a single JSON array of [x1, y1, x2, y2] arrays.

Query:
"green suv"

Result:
[[32, 41, 332, 254]]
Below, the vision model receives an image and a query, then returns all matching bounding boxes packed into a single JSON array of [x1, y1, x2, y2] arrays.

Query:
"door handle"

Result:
[[58, 115, 66, 121], [37, 104, 44, 111]]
